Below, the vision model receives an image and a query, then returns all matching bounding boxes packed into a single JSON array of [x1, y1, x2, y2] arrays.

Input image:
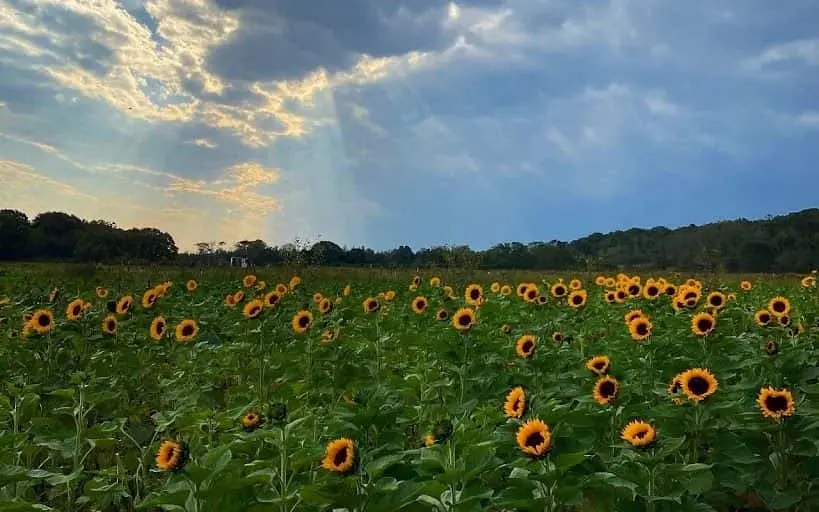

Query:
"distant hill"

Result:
[[1, 208, 817, 272]]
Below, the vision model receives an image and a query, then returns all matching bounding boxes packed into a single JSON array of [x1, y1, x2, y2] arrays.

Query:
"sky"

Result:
[[1, 0, 818, 253]]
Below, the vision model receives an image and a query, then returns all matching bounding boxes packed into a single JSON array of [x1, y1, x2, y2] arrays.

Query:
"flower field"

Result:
[[1, 265, 818, 511]]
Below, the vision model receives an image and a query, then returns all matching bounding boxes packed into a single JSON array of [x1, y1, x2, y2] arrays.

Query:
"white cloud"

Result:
[[796, 111, 819, 127], [742, 38, 819, 72], [188, 138, 217, 148]]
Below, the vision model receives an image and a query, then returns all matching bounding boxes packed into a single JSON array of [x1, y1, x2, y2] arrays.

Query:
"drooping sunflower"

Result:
[[754, 309, 772, 326], [642, 283, 661, 299], [264, 291, 282, 308], [116, 296, 134, 315], [516, 283, 530, 297], [319, 297, 333, 314], [500, 284, 512, 296], [503, 386, 527, 418], [550, 282, 567, 298], [593, 375, 619, 405], [66, 298, 85, 320], [243, 275, 257, 288], [156, 440, 187, 471], [515, 419, 552, 458], [95, 286, 108, 298], [101, 315, 117, 335], [175, 319, 199, 342], [362, 297, 380, 314], [768, 296, 791, 317], [679, 368, 718, 402], [740, 280, 752, 291], [452, 308, 476, 331], [255, 280, 266, 291], [289, 276, 301, 290], [243, 299, 264, 319], [150, 316, 167, 341], [586, 355, 610, 376], [621, 420, 656, 448], [691, 311, 716, 336], [241, 411, 263, 432], [490, 282, 501, 293], [411, 296, 428, 314], [141, 288, 158, 309], [568, 289, 587, 308], [757, 387, 796, 420], [706, 292, 726, 309], [464, 284, 484, 306], [30, 309, 54, 334], [321, 438, 356, 473], [292, 310, 313, 333], [436, 309, 449, 321], [628, 316, 652, 342], [515, 334, 537, 359]]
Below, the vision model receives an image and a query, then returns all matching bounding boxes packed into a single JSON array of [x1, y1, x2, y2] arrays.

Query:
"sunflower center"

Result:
[[633, 428, 648, 439], [107, 320, 115, 330], [688, 376, 710, 396], [512, 398, 521, 411], [760, 313, 770, 323], [417, 300, 426, 309], [522, 341, 533, 353], [470, 289, 480, 300], [628, 285, 639, 295], [556, 286, 565, 295], [525, 432, 545, 448], [665, 287, 675, 295], [636, 323, 648, 336], [572, 295, 582, 305], [600, 381, 616, 397], [593, 361, 606, 371], [72, 305, 81, 316], [38, 314, 50, 327], [764, 394, 788, 413], [711, 296, 723, 306], [773, 302, 785, 313], [458, 314, 471, 326], [181, 324, 194, 337], [333, 447, 349, 466], [157, 322, 166, 333], [298, 315, 310, 327], [697, 319, 713, 332], [250, 307, 260, 316], [648, 286, 658, 295]]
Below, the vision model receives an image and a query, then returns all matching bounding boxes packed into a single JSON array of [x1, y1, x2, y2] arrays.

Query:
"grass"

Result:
[[0, 264, 817, 511]]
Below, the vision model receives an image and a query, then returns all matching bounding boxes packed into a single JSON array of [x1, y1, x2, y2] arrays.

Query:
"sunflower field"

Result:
[[1, 265, 818, 511]]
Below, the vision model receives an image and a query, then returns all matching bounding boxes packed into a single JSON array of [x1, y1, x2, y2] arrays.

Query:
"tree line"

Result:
[[1, 208, 817, 272]]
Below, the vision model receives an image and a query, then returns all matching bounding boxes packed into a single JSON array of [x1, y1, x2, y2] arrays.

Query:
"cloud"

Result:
[[188, 138, 217, 148], [742, 38, 819, 73], [796, 111, 819, 127]]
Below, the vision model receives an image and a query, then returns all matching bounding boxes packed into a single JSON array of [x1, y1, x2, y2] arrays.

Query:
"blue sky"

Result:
[[1, 0, 818, 252]]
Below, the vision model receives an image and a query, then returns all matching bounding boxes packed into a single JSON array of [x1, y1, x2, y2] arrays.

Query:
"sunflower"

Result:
[[490, 282, 500, 293], [289, 276, 301, 290], [624, 309, 645, 325], [614, 290, 627, 303], [524, 287, 538, 303], [411, 296, 428, 314], [586, 355, 610, 376], [802, 276, 816, 288], [101, 315, 117, 335], [706, 292, 725, 309], [754, 309, 772, 326], [626, 283, 642, 298], [567, 279, 580, 290], [691, 312, 716, 336], [424, 434, 436, 447], [255, 281, 266, 291], [243, 299, 264, 319], [594, 276, 606, 286], [30, 309, 54, 334], [604, 291, 616, 304], [95, 286, 108, 298], [664, 284, 677, 296], [593, 376, 619, 405], [321, 328, 341, 344], [604, 277, 616, 288], [500, 324, 512, 334], [264, 291, 282, 308], [115, 296, 133, 315], [552, 331, 564, 344], [385, 290, 397, 301], [568, 290, 587, 308], [500, 284, 512, 296], [241, 411, 263, 432], [362, 297, 379, 313], [778, 314, 791, 327], [550, 283, 567, 298], [452, 308, 476, 331], [343, 284, 351, 296], [319, 297, 333, 314], [175, 319, 199, 342], [150, 316, 167, 341], [184, 279, 197, 292], [642, 283, 661, 299], [141, 288, 158, 309], [436, 309, 449, 321], [321, 438, 356, 473], [292, 310, 313, 333], [768, 296, 791, 317], [276, 283, 288, 294], [765, 340, 778, 355], [515, 419, 552, 458], [516, 334, 537, 359], [224, 294, 237, 307], [621, 420, 656, 447], [156, 440, 187, 471], [740, 280, 752, 291], [679, 368, 718, 402], [430, 277, 442, 287], [757, 387, 796, 420], [240, 274, 256, 288], [464, 284, 483, 306], [516, 283, 530, 297], [667, 374, 684, 404], [66, 298, 84, 320], [312, 292, 324, 303], [628, 316, 652, 342], [503, 386, 527, 418]]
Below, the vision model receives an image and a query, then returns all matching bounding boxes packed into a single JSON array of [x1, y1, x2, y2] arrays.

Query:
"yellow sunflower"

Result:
[[411, 296, 428, 314], [515, 334, 537, 359], [95, 286, 108, 298], [291, 310, 313, 333], [243, 275, 257, 288], [516, 419, 552, 458], [241, 411, 263, 432], [150, 316, 167, 341], [321, 438, 356, 473], [524, 286, 539, 303], [550, 282, 567, 298], [362, 297, 380, 313], [465, 284, 484, 306], [141, 288, 158, 309], [691, 311, 716, 336], [343, 284, 352, 296], [595, 276, 607, 286], [243, 299, 264, 319], [621, 420, 656, 447], [706, 292, 726, 309], [385, 290, 397, 301], [224, 294, 237, 307], [101, 315, 117, 335], [319, 297, 333, 314], [604, 291, 616, 304], [490, 282, 501, 293], [289, 276, 301, 290], [276, 283, 288, 294], [614, 289, 627, 303], [679, 368, 718, 402], [586, 355, 610, 376], [503, 386, 527, 418], [430, 277, 442, 287], [30, 309, 54, 334], [552, 331, 564, 344], [312, 292, 324, 303], [626, 283, 642, 298], [500, 323, 512, 334], [567, 289, 587, 308], [452, 308, 476, 331], [156, 440, 187, 471], [175, 319, 199, 342], [802, 276, 816, 288], [436, 309, 449, 321], [768, 296, 791, 317], [66, 298, 84, 320], [264, 291, 282, 308], [321, 327, 341, 344], [757, 387, 796, 420], [628, 316, 652, 342], [593, 376, 619, 405], [186, 279, 197, 292], [778, 314, 791, 327], [642, 283, 661, 300], [412, 275, 421, 287], [664, 284, 677, 296], [765, 340, 778, 355], [740, 280, 752, 291], [516, 283, 530, 297], [624, 309, 645, 325], [500, 284, 512, 296], [115, 296, 133, 315]]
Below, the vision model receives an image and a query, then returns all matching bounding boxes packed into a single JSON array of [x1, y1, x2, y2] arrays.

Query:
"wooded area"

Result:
[[1, 208, 817, 272]]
